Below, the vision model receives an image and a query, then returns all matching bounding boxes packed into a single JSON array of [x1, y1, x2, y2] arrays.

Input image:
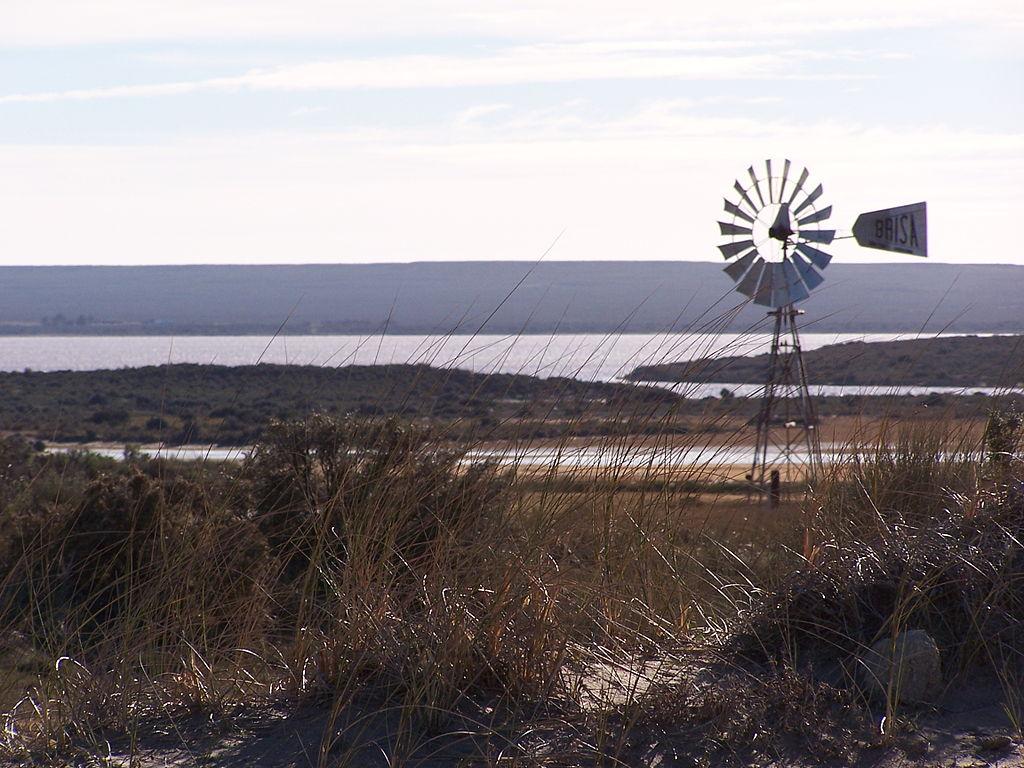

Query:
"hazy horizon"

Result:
[[2, 261, 1022, 336]]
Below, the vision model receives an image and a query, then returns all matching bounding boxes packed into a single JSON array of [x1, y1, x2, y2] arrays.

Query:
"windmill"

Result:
[[718, 159, 927, 497]]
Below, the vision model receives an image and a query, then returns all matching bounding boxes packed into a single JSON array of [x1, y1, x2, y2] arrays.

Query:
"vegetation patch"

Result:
[[0, 363, 1020, 447], [0, 412, 1022, 765], [0, 363, 678, 445], [630, 333, 1024, 387]]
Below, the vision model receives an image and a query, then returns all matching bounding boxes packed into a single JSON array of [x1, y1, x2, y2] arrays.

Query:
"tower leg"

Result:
[[750, 305, 821, 502], [788, 308, 822, 483], [752, 309, 783, 490]]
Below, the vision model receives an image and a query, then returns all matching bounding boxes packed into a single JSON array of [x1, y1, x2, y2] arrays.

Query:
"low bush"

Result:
[[0, 417, 590, 756]]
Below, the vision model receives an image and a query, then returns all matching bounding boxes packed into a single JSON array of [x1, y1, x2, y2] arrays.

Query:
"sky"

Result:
[[1, 1, 1022, 266]]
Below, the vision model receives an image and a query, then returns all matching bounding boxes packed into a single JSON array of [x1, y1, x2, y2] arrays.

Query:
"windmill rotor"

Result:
[[718, 159, 834, 309]]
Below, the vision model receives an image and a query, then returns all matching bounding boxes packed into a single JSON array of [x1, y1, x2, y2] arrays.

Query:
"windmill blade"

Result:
[[724, 249, 758, 281], [748, 166, 766, 208], [797, 205, 832, 226], [765, 159, 774, 203], [771, 262, 790, 308], [719, 239, 755, 259], [719, 221, 753, 237], [793, 183, 824, 216], [796, 243, 833, 270], [778, 159, 792, 202], [800, 229, 835, 244], [724, 199, 755, 224], [787, 167, 810, 205], [734, 181, 758, 215], [782, 259, 810, 304], [736, 257, 765, 298], [790, 250, 825, 289], [754, 265, 775, 307]]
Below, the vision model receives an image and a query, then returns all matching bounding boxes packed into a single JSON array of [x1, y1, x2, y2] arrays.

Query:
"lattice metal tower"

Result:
[[751, 304, 822, 488], [716, 160, 928, 499]]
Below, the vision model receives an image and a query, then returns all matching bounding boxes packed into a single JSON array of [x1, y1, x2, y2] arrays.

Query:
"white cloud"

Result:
[[0, 108, 1019, 266], [5, 1, 1022, 46], [0, 78, 234, 104], [0, 43, 800, 104], [453, 103, 511, 128], [289, 105, 328, 117]]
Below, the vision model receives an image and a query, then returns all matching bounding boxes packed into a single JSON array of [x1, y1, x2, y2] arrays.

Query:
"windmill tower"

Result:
[[717, 160, 927, 498]]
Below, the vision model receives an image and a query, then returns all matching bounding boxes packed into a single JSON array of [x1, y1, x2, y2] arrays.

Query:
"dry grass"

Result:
[[0, 391, 1021, 765]]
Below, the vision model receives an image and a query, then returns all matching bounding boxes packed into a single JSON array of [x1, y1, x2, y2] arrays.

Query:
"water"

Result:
[[45, 442, 856, 468], [49, 445, 252, 462], [0, 332, 985, 385], [53, 441, 982, 469], [646, 382, 1015, 398]]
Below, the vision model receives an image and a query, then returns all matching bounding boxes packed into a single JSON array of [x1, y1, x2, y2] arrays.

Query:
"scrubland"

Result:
[[631, 333, 1024, 387], [0, 389, 1022, 766], [1, 362, 1018, 447]]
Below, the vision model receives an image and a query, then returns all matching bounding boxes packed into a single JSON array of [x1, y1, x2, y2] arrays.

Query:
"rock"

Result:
[[859, 630, 942, 705], [901, 733, 930, 757], [974, 733, 1013, 752]]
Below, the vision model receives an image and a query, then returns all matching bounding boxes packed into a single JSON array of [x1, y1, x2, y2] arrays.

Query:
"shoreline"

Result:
[[41, 414, 988, 467]]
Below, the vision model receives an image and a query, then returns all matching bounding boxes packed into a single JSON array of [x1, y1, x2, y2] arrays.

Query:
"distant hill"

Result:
[[628, 334, 1024, 388], [1, 262, 1022, 335]]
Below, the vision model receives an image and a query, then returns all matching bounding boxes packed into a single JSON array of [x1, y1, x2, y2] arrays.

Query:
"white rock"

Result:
[[860, 629, 942, 705]]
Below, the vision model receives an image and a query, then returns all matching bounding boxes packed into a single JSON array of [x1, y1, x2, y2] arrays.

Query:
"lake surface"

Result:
[[46, 442, 863, 468], [0, 332, 981, 384], [649, 382, 1015, 398]]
